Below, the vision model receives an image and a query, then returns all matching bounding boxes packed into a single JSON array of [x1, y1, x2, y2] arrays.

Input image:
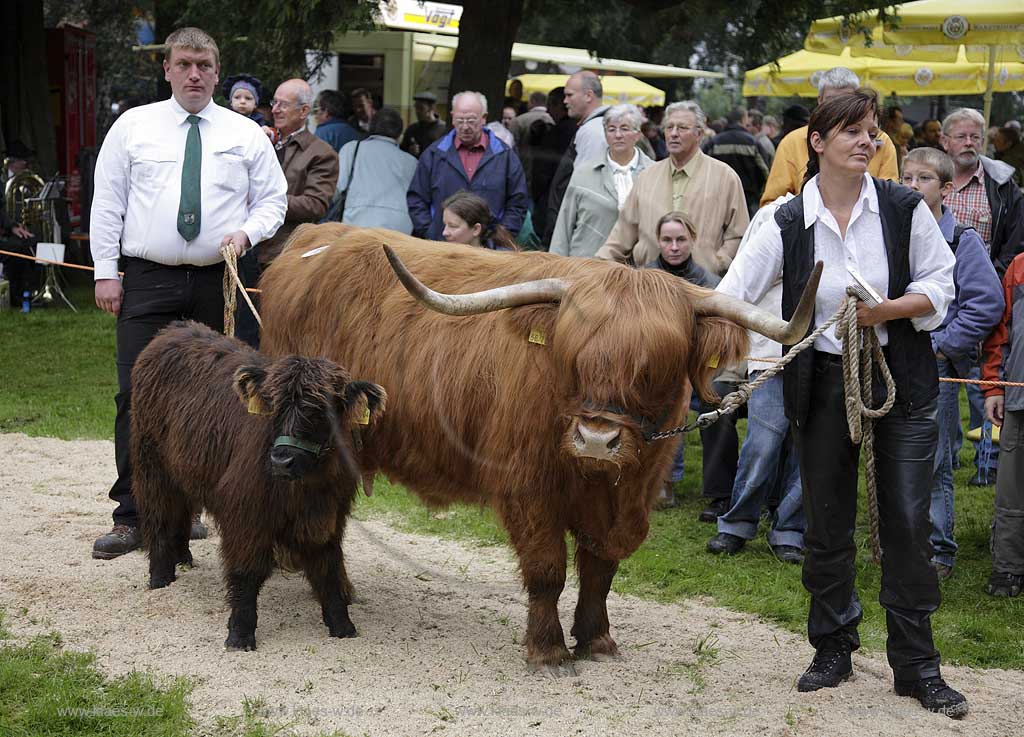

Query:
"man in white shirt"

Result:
[[89, 26, 287, 560]]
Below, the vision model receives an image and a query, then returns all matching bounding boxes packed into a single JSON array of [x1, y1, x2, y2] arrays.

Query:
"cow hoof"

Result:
[[528, 645, 575, 677], [328, 621, 357, 639], [224, 633, 257, 652], [177, 550, 194, 568], [575, 633, 620, 661], [531, 660, 578, 678], [149, 573, 175, 589]]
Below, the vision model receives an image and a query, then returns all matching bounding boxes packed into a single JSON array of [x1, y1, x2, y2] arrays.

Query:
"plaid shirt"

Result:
[[944, 161, 993, 247], [455, 130, 488, 181]]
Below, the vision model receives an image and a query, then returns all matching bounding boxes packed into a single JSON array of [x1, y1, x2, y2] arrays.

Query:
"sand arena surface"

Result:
[[1, 432, 1020, 736]]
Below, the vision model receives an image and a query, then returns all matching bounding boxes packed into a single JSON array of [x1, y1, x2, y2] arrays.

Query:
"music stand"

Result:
[[28, 178, 76, 311]]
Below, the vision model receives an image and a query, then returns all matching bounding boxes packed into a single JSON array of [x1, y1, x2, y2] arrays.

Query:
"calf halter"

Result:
[[272, 435, 332, 458]]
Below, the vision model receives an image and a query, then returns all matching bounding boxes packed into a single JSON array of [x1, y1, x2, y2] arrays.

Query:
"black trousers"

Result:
[[109, 257, 225, 527], [232, 251, 261, 349], [699, 380, 740, 501], [793, 352, 941, 680], [0, 235, 39, 303]]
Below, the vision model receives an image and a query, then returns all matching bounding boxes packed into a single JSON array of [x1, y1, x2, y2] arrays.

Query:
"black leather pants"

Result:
[[793, 353, 942, 680]]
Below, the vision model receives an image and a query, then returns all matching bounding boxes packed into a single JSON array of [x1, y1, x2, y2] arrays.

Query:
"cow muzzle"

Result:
[[270, 436, 331, 479], [570, 421, 623, 461]]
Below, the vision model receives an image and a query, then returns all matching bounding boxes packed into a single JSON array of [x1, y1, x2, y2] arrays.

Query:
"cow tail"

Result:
[[687, 317, 748, 403]]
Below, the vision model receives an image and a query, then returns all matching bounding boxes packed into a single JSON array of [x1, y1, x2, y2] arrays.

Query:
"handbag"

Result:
[[325, 139, 361, 222]]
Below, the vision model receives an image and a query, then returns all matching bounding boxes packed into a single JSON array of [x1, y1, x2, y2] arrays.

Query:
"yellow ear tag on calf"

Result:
[[706, 353, 720, 369], [357, 407, 371, 425], [528, 328, 547, 346], [247, 396, 268, 415]]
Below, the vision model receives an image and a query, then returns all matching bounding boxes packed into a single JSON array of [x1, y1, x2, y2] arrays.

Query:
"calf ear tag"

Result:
[[706, 353, 720, 369], [247, 396, 268, 415], [528, 327, 547, 346], [357, 407, 371, 425]]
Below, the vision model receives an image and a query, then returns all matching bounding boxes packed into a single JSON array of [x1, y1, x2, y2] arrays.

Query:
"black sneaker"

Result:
[[894, 676, 969, 718], [797, 647, 852, 692], [92, 525, 142, 560], [706, 532, 745, 555], [772, 544, 805, 565], [698, 498, 728, 523], [987, 571, 1023, 597]]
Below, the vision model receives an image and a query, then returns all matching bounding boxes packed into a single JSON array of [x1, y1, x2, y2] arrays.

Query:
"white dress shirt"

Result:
[[606, 149, 640, 209], [718, 174, 955, 355], [90, 97, 287, 280]]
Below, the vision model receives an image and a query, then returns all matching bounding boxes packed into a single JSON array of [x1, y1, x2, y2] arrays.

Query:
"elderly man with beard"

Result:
[[941, 108, 1024, 487]]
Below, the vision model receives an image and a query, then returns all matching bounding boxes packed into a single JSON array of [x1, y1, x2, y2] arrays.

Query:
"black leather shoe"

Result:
[[698, 498, 728, 523], [894, 676, 968, 718], [92, 525, 142, 560], [190, 514, 209, 540], [706, 532, 745, 555], [987, 572, 1023, 597], [797, 648, 852, 692], [772, 544, 804, 564], [968, 468, 995, 487]]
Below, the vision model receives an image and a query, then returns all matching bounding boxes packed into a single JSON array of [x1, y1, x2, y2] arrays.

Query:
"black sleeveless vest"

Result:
[[776, 178, 939, 428]]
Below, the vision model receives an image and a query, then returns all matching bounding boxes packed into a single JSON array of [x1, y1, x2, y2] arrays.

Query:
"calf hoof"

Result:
[[527, 645, 575, 677], [224, 631, 257, 652], [177, 548, 194, 568], [328, 620, 357, 639], [149, 572, 176, 589], [574, 633, 620, 662]]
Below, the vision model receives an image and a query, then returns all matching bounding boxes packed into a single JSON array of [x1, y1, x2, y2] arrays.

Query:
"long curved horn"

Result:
[[383, 244, 569, 315], [695, 261, 823, 345]]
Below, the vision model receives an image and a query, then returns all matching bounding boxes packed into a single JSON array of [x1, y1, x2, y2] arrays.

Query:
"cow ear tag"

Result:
[[528, 327, 547, 346], [706, 353, 720, 369], [247, 396, 268, 415], [357, 407, 371, 425]]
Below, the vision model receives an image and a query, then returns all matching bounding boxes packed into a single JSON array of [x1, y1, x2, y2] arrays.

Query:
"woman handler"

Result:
[[718, 89, 966, 717]]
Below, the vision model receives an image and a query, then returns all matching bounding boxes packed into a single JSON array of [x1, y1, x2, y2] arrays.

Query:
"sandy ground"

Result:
[[1, 432, 1021, 737]]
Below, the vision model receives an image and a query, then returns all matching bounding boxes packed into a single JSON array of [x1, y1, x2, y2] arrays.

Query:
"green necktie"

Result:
[[177, 114, 202, 241]]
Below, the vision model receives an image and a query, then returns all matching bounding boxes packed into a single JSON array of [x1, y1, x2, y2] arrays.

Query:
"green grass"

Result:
[[2, 279, 1022, 669]]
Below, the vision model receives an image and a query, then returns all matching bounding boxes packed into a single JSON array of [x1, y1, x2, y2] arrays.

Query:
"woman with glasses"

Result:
[[550, 104, 652, 257], [719, 88, 968, 718]]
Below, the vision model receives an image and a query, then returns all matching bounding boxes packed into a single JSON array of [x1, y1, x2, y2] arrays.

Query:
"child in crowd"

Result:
[[901, 147, 1003, 580], [982, 246, 1024, 597], [221, 74, 267, 127], [441, 192, 518, 251]]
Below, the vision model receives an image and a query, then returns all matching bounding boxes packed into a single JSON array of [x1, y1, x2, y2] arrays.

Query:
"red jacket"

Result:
[[982, 251, 1024, 401]]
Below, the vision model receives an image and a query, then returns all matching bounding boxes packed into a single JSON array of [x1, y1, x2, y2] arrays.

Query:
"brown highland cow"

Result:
[[131, 321, 386, 651], [258, 225, 819, 672]]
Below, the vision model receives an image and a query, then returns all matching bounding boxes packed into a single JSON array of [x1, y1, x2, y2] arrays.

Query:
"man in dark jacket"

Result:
[[314, 90, 360, 153], [707, 107, 769, 217], [407, 90, 529, 241]]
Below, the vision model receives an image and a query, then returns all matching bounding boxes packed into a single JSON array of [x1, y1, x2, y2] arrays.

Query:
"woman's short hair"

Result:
[[370, 107, 404, 139], [604, 104, 643, 131], [803, 87, 879, 185], [656, 211, 698, 241]]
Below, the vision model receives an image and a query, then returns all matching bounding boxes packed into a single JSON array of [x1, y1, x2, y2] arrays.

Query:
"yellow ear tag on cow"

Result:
[[706, 353, 720, 369], [357, 407, 371, 425], [528, 328, 547, 346], [247, 396, 268, 415]]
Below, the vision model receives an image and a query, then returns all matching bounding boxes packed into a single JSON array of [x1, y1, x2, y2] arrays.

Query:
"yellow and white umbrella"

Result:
[[507, 74, 666, 108], [805, 0, 1024, 125], [744, 46, 1024, 97]]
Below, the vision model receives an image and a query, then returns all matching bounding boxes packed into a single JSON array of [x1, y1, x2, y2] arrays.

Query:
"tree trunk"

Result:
[[448, 0, 524, 121], [0, 0, 57, 175]]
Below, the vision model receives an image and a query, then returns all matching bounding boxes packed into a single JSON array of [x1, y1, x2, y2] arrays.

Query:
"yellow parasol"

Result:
[[805, 0, 1024, 126], [507, 74, 666, 107], [744, 46, 1024, 97]]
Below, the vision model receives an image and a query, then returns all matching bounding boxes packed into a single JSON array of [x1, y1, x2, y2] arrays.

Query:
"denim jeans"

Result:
[[717, 372, 805, 548], [953, 364, 999, 472], [928, 358, 960, 567]]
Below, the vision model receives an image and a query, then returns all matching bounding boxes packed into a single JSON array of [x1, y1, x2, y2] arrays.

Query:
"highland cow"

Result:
[[131, 321, 386, 651], [259, 225, 819, 671]]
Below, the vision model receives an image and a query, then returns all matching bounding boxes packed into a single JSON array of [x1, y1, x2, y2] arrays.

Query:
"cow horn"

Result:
[[383, 245, 569, 315], [695, 261, 823, 345]]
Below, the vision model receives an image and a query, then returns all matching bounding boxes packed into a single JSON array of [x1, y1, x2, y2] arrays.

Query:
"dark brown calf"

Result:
[[131, 321, 385, 651]]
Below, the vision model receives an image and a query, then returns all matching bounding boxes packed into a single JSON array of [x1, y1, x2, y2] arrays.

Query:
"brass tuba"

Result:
[[4, 169, 47, 237]]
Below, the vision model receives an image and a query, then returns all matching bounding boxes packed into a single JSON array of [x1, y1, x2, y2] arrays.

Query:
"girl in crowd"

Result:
[[441, 191, 518, 251], [717, 88, 967, 718], [221, 74, 267, 126]]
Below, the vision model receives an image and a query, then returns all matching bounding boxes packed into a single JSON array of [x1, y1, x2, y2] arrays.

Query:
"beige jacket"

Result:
[[594, 151, 749, 275]]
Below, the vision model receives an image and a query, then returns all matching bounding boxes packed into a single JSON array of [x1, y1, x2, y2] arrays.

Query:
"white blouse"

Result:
[[718, 174, 955, 355]]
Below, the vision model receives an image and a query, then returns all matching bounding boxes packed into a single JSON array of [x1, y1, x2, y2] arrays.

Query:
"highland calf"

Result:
[[131, 321, 386, 651]]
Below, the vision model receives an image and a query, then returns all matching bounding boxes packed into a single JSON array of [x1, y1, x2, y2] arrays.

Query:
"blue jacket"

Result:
[[407, 129, 529, 240], [931, 207, 1005, 378], [315, 119, 360, 154]]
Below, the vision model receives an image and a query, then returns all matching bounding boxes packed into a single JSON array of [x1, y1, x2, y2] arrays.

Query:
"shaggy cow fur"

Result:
[[131, 321, 386, 651], [258, 225, 747, 670]]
